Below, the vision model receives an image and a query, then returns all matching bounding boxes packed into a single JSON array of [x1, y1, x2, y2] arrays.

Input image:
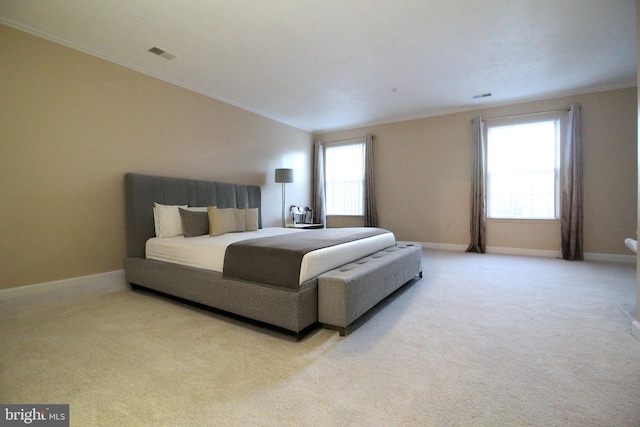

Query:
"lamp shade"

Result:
[[275, 168, 293, 183]]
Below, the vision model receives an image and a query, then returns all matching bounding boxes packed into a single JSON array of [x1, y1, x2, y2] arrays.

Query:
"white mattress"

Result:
[[146, 227, 396, 284]]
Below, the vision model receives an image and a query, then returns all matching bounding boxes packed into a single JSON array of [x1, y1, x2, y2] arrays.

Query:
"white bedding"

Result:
[[146, 227, 396, 284]]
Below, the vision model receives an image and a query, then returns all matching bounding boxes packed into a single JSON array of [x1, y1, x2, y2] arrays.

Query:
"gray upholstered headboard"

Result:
[[125, 173, 262, 258]]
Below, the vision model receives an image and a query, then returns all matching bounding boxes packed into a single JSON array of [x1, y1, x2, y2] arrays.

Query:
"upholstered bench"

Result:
[[318, 242, 422, 336]]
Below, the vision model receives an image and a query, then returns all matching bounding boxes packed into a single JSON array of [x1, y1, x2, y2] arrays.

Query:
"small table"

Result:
[[286, 223, 324, 229]]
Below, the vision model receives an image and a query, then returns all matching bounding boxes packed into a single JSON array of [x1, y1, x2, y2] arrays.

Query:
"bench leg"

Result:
[[322, 324, 346, 337]]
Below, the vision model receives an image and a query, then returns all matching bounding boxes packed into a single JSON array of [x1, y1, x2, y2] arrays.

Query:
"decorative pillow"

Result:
[[244, 208, 259, 231], [234, 208, 246, 232], [179, 208, 209, 237], [208, 207, 242, 236], [153, 202, 187, 238]]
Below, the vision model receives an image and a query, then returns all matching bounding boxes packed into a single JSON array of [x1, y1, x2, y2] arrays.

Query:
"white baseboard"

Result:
[[420, 242, 563, 258], [0, 270, 127, 301], [419, 242, 468, 252], [632, 320, 640, 343], [419, 242, 636, 263], [583, 252, 637, 263], [487, 246, 561, 258]]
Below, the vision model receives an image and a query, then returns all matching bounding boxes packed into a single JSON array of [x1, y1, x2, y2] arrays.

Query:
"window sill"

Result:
[[488, 218, 560, 224]]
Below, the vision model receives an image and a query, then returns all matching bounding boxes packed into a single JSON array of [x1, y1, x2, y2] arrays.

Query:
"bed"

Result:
[[123, 173, 402, 335]]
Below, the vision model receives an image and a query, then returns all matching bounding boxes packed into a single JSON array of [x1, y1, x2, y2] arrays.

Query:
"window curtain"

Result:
[[561, 104, 583, 260], [364, 134, 378, 227], [313, 140, 326, 227], [466, 115, 487, 253]]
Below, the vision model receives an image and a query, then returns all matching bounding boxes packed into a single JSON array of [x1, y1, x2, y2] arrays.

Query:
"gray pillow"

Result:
[[179, 208, 209, 237]]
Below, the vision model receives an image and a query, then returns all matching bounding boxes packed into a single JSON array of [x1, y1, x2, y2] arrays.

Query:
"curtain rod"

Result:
[[325, 135, 375, 144], [470, 107, 578, 123]]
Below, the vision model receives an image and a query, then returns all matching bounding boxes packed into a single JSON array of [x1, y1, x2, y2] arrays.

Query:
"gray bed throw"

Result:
[[223, 228, 389, 289]]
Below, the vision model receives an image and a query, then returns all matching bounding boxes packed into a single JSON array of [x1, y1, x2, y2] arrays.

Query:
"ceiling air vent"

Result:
[[473, 93, 492, 99], [147, 46, 176, 60]]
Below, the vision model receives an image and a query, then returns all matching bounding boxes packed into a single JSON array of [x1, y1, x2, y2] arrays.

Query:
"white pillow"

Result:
[[153, 202, 187, 238]]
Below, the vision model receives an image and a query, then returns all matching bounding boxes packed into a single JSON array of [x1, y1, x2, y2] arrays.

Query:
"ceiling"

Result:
[[1, 0, 636, 133]]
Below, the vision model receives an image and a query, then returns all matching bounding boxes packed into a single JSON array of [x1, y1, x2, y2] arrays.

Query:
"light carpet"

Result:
[[1, 249, 639, 426]]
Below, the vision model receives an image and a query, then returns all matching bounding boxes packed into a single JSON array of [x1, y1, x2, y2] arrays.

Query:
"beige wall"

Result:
[[1, 25, 313, 290], [317, 88, 638, 255], [632, 0, 640, 328], [3, 24, 637, 292], [326, 216, 364, 228]]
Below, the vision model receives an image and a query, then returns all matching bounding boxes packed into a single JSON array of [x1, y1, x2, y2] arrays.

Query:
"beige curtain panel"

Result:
[[313, 140, 326, 227], [466, 115, 487, 253], [364, 134, 378, 227], [561, 104, 583, 261]]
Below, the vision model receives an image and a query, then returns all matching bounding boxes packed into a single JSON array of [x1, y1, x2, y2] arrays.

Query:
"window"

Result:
[[487, 117, 560, 219], [325, 140, 365, 215]]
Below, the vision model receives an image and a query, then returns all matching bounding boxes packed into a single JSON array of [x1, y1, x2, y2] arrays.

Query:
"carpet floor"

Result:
[[1, 249, 639, 426]]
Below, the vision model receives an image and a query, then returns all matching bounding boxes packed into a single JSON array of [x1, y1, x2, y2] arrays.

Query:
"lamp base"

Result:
[[281, 182, 286, 228]]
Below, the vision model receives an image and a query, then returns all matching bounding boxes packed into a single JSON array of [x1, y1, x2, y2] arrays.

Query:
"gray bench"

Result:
[[318, 243, 422, 336]]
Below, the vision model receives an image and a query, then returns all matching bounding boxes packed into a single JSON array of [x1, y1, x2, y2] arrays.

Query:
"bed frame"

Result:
[[124, 173, 422, 337], [124, 173, 319, 334]]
